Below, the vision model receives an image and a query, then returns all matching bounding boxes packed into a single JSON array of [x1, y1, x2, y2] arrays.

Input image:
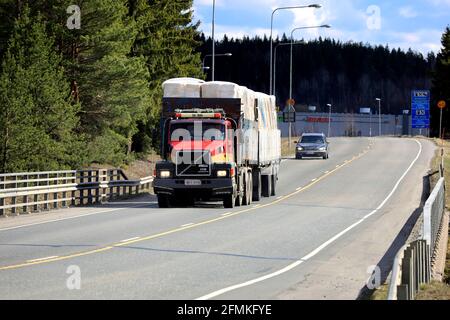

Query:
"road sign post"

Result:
[[411, 90, 430, 135], [438, 100, 446, 140], [284, 100, 296, 147]]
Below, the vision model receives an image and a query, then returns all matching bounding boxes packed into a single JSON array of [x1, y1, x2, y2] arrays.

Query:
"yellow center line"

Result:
[[0, 145, 372, 271]]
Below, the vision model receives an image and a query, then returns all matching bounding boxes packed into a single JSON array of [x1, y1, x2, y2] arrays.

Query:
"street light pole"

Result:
[[269, 4, 321, 95], [212, 0, 216, 81], [274, 42, 294, 100], [376, 98, 381, 136], [274, 42, 302, 100], [289, 25, 330, 101], [327, 104, 332, 138]]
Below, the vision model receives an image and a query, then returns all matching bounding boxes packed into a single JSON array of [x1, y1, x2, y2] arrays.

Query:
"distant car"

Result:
[[296, 133, 329, 160]]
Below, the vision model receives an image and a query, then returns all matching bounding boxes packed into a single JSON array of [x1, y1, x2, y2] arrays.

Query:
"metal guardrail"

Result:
[[388, 176, 446, 300], [423, 178, 446, 251], [0, 169, 153, 216], [387, 240, 430, 300]]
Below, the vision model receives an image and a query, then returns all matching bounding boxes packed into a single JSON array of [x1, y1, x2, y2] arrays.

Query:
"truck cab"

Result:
[[154, 109, 239, 208]]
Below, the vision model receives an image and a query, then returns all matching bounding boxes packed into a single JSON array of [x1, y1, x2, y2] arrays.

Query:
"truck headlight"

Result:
[[319, 147, 326, 151], [159, 170, 171, 178], [217, 170, 227, 178], [297, 147, 303, 151]]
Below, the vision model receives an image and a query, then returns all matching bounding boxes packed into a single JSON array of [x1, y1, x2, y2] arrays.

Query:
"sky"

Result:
[[192, 0, 450, 55]]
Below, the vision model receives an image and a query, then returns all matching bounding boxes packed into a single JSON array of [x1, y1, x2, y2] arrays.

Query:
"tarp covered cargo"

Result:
[[256, 92, 278, 130], [163, 78, 204, 98], [161, 79, 280, 165], [201, 81, 255, 121], [255, 92, 281, 163]]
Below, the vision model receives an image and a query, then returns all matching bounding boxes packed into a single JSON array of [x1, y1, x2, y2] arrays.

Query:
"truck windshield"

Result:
[[170, 122, 226, 141], [301, 136, 325, 144]]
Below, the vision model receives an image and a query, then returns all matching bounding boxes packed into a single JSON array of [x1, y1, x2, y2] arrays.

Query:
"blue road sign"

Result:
[[411, 90, 430, 129]]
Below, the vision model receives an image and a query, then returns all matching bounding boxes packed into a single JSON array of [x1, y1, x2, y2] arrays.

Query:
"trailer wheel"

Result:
[[157, 194, 170, 208], [244, 171, 252, 206], [223, 194, 235, 209], [235, 173, 244, 207], [252, 170, 262, 202], [242, 172, 250, 206], [262, 175, 272, 197], [271, 173, 277, 196]]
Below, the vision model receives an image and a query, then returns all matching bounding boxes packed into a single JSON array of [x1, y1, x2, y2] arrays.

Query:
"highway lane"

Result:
[[0, 137, 369, 267], [0, 137, 435, 299]]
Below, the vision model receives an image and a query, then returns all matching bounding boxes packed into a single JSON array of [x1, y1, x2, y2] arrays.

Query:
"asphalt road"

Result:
[[0, 137, 435, 300]]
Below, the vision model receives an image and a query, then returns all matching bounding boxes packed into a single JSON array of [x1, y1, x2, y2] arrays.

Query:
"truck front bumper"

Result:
[[153, 178, 234, 198]]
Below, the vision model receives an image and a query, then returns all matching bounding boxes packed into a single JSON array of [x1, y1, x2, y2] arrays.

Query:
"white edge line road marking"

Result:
[[27, 256, 59, 263], [181, 223, 195, 227], [196, 139, 422, 300], [119, 237, 141, 243], [0, 203, 150, 232], [221, 212, 233, 217]]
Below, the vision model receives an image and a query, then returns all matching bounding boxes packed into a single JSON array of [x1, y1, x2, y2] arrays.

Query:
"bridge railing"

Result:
[[388, 177, 446, 300], [0, 169, 153, 216]]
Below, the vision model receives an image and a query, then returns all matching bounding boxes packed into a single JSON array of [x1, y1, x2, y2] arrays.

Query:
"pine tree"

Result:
[[0, 7, 82, 173], [0, 0, 19, 61], [130, 0, 204, 153], [66, 0, 151, 164]]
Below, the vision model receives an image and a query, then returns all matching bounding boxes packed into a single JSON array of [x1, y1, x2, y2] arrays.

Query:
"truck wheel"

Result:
[[262, 175, 272, 197], [271, 174, 277, 196], [157, 194, 170, 208], [252, 170, 262, 202], [224, 194, 235, 209]]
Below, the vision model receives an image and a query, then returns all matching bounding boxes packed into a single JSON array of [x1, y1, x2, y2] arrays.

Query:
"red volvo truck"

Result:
[[153, 79, 281, 208]]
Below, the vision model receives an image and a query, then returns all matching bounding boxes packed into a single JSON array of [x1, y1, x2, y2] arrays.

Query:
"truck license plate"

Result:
[[185, 180, 202, 186]]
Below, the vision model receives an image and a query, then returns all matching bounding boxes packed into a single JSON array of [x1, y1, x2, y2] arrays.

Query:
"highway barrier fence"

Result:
[[388, 167, 446, 300], [0, 169, 153, 216]]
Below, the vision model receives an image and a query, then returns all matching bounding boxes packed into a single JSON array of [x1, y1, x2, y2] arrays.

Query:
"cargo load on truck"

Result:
[[153, 79, 281, 209], [162, 78, 204, 98]]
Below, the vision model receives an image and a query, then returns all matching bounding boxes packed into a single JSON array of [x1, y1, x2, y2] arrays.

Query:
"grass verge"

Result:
[[281, 137, 298, 158]]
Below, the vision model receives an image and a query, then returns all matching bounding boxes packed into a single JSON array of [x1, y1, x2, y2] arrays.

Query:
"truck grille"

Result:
[[175, 150, 211, 176]]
